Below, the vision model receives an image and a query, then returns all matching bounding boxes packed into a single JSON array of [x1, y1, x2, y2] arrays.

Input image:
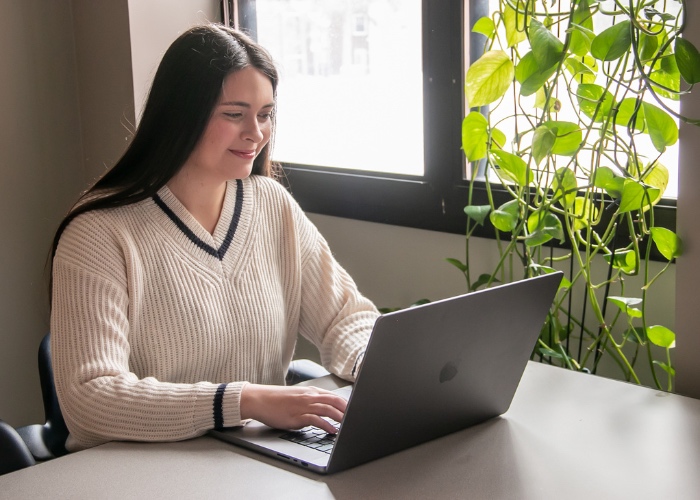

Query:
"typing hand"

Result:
[[240, 384, 347, 435]]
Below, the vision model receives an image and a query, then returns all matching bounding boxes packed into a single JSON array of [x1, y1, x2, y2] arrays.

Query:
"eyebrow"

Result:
[[219, 101, 275, 108]]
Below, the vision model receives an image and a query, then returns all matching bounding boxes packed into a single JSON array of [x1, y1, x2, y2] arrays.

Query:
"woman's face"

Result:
[[181, 66, 275, 185]]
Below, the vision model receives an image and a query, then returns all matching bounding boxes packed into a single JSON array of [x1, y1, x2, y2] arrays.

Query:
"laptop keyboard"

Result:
[[279, 422, 339, 454]]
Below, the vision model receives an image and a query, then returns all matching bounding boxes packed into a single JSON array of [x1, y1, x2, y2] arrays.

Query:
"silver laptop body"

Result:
[[210, 272, 563, 474]]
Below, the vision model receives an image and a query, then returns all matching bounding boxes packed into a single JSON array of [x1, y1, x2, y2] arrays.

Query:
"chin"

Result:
[[224, 165, 254, 181]]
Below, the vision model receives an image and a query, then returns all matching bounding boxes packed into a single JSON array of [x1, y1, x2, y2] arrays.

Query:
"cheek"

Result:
[[197, 124, 226, 153], [259, 124, 273, 149]]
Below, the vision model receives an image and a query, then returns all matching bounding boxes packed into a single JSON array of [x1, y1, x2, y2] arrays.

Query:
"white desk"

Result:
[[2, 361, 700, 499]]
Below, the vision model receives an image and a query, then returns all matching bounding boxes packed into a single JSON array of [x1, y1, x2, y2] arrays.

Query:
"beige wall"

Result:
[[72, 0, 135, 182], [128, 0, 220, 121], [0, 0, 84, 426]]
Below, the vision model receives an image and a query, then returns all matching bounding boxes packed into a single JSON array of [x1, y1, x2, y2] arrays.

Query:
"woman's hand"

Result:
[[240, 384, 347, 434]]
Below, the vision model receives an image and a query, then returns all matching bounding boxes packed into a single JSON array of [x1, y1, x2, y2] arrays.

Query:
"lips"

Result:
[[230, 149, 256, 160]]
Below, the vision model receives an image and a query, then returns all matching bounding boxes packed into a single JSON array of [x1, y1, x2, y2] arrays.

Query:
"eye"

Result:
[[258, 111, 274, 121], [224, 112, 243, 119]]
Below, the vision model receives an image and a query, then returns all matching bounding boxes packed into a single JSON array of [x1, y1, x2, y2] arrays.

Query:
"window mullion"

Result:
[[422, 0, 464, 193]]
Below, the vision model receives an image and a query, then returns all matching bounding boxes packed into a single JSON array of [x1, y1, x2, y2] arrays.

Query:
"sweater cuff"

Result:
[[218, 382, 247, 429], [351, 350, 366, 378]]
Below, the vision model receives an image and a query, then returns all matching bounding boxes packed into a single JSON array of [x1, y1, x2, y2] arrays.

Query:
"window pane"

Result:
[[256, 0, 423, 176]]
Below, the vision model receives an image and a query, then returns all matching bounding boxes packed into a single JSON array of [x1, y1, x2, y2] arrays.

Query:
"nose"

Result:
[[242, 116, 264, 143]]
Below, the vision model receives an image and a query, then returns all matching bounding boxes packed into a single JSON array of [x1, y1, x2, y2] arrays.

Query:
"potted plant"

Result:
[[456, 0, 699, 390]]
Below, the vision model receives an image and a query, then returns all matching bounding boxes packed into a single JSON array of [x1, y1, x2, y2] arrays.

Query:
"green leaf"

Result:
[[534, 88, 560, 110], [526, 211, 564, 247], [624, 326, 647, 344], [504, 1, 528, 48], [543, 121, 582, 156], [464, 204, 491, 226], [538, 319, 570, 353], [591, 167, 615, 190], [410, 299, 431, 308], [649, 55, 681, 100], [607, 296, 643, 318], [491, 128, 507, 149], [644, 7, 676, 23], [515, 51, 559, 96], [472, 16, 496, 39], [472, 273, 499, 290], [643, 162, 669, 203], [538, 347, 564, 359], [591, 20, 632, 61], [491, 150, 533, 186], [465, 50, 515, 108], [532, 125, 556, 166], [650, 227, 683, 260], [653, 361, 676, 376], [529, 19, 565, 70], [675, 37, 700, 84], [576, 83, 615, 123], [529, 264, 571, 289], [592, 166, 614, 189], [642, 102, 679, 153], [603, 249, 637, 274], [569, 0, 595, 56], [552, 167, 577, 208], [462, 112, 489, 162], [615, 98, 646, 132], [571, 197, 598, 231], [618, 179, 660, 214], [615, 99, 678, 152], [514, 52, 539, 86], [638, 32, 660, 64], [445, 258, 468, 272], [592, 167, 623, 198], [534, 88, 547, 108], [490, 199, 520, 232], [564, 57, 596, 84], [647, 325, 676, 348]]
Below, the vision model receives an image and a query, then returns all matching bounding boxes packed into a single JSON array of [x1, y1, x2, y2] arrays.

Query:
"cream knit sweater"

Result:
[[51, 175, 378, 451]]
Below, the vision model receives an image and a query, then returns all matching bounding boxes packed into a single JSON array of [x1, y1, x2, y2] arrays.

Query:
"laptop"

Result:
[[210, 272, 563, 474]]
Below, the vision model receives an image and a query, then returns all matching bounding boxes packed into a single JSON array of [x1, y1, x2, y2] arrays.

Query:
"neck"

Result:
[[166, 176, 227, 235]]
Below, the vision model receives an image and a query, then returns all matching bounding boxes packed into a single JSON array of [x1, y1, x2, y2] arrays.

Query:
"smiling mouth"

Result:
[[230, 149, 256, 159]]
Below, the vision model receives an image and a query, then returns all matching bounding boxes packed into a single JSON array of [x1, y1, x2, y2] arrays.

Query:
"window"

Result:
[[254, 0, 423, 176], [232, 0, 675, 238]]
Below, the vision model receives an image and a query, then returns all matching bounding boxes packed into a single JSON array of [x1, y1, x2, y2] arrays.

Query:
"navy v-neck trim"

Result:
[[153, 179, 244, 261]]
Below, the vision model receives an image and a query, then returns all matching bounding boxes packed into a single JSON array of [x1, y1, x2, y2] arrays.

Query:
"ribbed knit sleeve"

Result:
[[298, 231, 378, 380], [281, 188, 379, 380], [52, 213, 245, 451]]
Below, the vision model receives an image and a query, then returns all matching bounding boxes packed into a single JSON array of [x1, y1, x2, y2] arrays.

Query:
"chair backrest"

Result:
[[39, 333, 69, 456], [0, 419, 35, 475]]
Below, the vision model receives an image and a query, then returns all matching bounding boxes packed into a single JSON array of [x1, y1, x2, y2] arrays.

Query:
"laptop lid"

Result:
[[211, 272, 563, 474]]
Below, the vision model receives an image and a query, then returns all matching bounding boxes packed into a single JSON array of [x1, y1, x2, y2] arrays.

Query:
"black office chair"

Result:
[[286, 359, 330, 385], [0, 419, 35, 476], [16, 333, 69, 461]]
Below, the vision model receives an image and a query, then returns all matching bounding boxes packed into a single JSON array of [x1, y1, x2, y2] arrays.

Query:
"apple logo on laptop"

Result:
[[439, 361, 459, 383]]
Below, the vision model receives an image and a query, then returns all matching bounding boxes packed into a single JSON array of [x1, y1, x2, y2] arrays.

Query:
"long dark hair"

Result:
[[49, 24, 279, 290]]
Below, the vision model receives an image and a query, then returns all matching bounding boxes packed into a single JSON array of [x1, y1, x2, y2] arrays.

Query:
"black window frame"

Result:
[[233, 0, 676, 243]]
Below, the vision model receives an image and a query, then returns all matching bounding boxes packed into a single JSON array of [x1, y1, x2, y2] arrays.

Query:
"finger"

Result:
[[305, 414, 340, 435], [308, 403, 345, 425], [302, 391, 348, 412]]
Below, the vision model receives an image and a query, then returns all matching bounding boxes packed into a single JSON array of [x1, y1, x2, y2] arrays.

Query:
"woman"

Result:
[[50, 24, 378, 452]]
